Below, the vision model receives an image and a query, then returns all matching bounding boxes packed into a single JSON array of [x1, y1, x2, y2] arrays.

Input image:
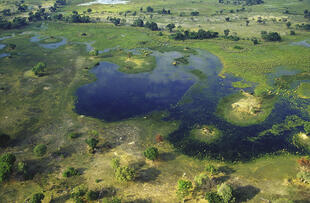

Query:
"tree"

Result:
[[32, 62, 46, 76], [87, 8, 92, 13], [190, 11, 199, 16], [286, 21, 291, 28], [63, 167, 80, 177], [177, 179, 193, 198], [166, 23, 175, 32], [217, 183, 235, 203], [29, 193, 44, 203], [144, 147, 159, 161], [87, 190, 99, 200], [246, 20, 250, 26], [133, 19, 144, 27], [251, 37, 259, 45], [225, 17, 230, 22], [33, 144, 47, 156], [146, 6, 154, 12], [261, 31, 281, 41], [145, 21, 158, 31], [224, 29, 230, 37]]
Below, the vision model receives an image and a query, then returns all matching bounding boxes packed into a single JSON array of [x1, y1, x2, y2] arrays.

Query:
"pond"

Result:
[[291, 40, 310, 48], [0, 44, 5, 50], [75, 49, 310, 161]]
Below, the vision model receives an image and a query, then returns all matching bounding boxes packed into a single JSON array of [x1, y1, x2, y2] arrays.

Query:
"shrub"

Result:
[[133, 19, 144, 27], [29, 193, 44, 203], [89, 49, 99, 56], [194, 173, 210, 188], [32, 62, 46, 76], [115, 166, 135, 181], [177, 179, 193, 198], [33, 144, 47, 156], [71, 185, 88, 199], [297, 171, 310, 184], [0, 153, 16, 165], [217, 183, 235, 203], [68, 132, 80, 139], [261, 31, 281, 41], [143, 147, 159, 161], [87, 190, 99, 200], [111, 158, 121, 170], [205, 164, 217, 175], [63, 167, 80, 177], [85, 138, 99, 150], [205, 192, 222, 202]]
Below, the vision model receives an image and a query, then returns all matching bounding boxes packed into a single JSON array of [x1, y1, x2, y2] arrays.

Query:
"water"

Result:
[[30, 35, 67, 49], [0, 53, 10, 58], [78, 0, 129, 6], [292, 40, 310, 48], [0, 44, 6, 50], [75, 49, 309, 161], [75, 51, 200, 121]]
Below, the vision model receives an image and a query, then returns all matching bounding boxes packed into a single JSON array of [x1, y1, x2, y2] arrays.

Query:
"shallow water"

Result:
[[30, 35, 67, 49], [0, 53, 10, 58], [0, 44, 6, 50], [75, 49, 310, 161], [291, 40, 310, 48], [78, 0, 129, 6]]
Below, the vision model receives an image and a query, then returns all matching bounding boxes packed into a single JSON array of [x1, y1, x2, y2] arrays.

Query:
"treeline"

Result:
[[171, 29, 219, 40], [218, 0, 264, 6]]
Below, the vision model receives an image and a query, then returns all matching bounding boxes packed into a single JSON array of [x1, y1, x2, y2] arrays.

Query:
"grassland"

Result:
[[1, 0, 310, 202]]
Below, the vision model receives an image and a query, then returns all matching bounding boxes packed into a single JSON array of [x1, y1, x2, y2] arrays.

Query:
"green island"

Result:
[[0, 0, 310, 202]]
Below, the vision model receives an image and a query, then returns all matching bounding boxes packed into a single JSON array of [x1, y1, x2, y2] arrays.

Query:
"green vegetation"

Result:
[[176, 179, 193, 199], [33, 144, 47, 156], [143, 146, 159, 161], [63, 167, 80, 177], [32, 62, 46, 76], [29, 193, 44, 203], [0, 0, 310, 201], [0, 153, 16, 182]]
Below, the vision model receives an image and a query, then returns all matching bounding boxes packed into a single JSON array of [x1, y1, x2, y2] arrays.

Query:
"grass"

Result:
[[0, 0, 310, 201], [297, 82, 310, 99], [216, 92, 277, 126]]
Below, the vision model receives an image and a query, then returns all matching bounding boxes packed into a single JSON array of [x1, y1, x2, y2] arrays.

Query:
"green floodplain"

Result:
[[0, 0, 310, 202]]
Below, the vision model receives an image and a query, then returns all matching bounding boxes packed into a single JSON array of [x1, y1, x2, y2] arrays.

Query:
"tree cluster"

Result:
[[261, 31, 281, 41], [171, 29, 219, 40]]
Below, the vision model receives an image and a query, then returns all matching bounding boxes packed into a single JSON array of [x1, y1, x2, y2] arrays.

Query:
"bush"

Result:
[[205, 192, 222, 202], [87, 190, 99, 200], [111, 158, 120, 170], [261, 31, 281, 41], [32, 62, 46, 76], [0, 153, 16, 165], [177, 179, 193, 198], [63, 167, 80, 177], [68, 132, 80, 139], [71, 185, 88, 199], [194, 173, 210, 188], [33, 144, 47, 156], [115, 166, 135, 181], [133, 19, 144, 27], [29, 193, 44, 203], [297, 171, 310, 184], [89, 49, 99, 56], [85, 138, 99, 150], [0, 153, 16, 182], [143, 147, 159, 161], [205, 164, 218, 175], [217, 183, 235, 203]]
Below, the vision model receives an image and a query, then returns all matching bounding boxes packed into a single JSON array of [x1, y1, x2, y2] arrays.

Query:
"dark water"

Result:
[[75, 49, 310, 161]]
